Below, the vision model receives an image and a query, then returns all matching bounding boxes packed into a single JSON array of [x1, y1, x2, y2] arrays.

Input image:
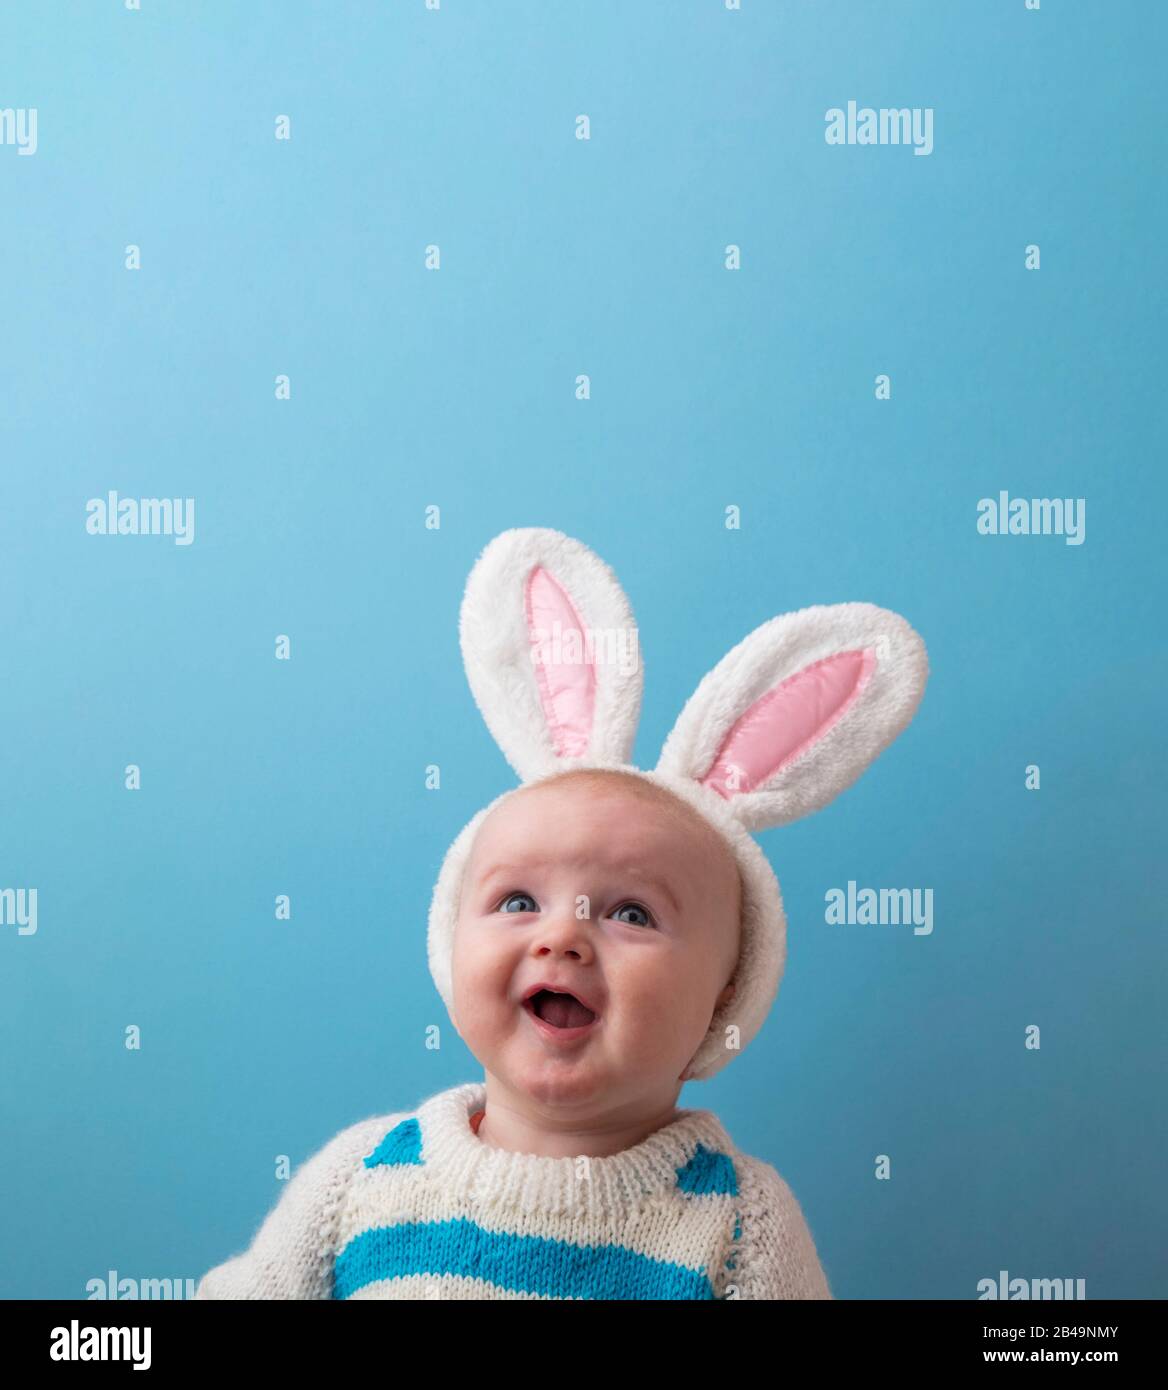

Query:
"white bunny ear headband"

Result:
[[427, 527, 929, 1082]]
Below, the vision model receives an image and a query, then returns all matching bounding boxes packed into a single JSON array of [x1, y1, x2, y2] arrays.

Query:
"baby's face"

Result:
[[451, 777, 741, 1114]]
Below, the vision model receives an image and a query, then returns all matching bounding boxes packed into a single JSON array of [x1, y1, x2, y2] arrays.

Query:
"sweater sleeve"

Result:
[[194, 1112, 402, 1301], [724, 1155, 833, 1300]]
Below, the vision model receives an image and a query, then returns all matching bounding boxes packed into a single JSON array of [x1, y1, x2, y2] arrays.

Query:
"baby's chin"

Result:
[[465, 1027, 613, 1106], [506, 1068, 612, 1112], [485, 1037, 685, 1114]]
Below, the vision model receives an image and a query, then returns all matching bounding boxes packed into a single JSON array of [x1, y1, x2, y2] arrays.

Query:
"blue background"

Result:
[[1, 0, 1164, 1300]]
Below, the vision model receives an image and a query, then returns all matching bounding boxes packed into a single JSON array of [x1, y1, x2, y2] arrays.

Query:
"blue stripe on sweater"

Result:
[[334, 1219, 715, 1300], [675, 1144, 739, 1197], [363, 1118, 423, 1168]]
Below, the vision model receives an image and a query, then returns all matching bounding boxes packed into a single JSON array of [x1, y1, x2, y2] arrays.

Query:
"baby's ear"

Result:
[[460, 528, 644, 781], [656, 602, 928, 831]]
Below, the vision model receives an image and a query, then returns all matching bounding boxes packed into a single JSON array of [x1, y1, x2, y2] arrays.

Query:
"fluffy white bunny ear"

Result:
[[656, 603, 928, 832], [459, 528, 644, 782]]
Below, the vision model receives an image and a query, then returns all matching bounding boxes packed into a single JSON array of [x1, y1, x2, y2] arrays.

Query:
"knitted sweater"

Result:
[[195, 1080, 831, 1301]]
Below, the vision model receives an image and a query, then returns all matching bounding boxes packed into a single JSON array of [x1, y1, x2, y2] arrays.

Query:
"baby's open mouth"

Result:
[[524, 989, 597, 1030]]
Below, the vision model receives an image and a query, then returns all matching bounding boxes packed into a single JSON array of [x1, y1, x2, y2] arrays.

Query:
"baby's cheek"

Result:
[[452, 930, 514, 1013], [620, 968, 705, 1041]]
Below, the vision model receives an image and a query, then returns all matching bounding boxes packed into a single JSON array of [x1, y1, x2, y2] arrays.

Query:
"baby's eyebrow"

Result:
[[628, 874, 681, 916], [475, 857, 559, 883], [476, 859, 681, 915]]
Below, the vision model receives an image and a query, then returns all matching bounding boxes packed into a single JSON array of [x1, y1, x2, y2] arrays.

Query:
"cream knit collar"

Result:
[[413, 1081, 737, 1217]]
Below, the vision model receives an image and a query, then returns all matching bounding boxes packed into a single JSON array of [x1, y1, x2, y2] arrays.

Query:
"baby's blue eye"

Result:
[[611, 902, 654, 928], [499, 892, 537, 913]]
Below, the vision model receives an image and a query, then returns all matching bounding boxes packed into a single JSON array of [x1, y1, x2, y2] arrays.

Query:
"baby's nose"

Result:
[[533, 912, 594, 953]]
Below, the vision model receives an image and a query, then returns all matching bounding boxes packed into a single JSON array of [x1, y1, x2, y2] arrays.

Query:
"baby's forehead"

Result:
[[467, 778, 734, 880], [462, 779, 744, 943], [475, 779, 677, 843]]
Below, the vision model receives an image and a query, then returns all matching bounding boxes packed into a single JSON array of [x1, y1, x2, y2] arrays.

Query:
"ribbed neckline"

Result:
[[414, 1081, 737, 1217]]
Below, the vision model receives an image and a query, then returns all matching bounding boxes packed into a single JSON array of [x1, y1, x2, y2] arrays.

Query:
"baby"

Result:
[[451, 767, 743, 1138], [195, 527, 927, 1300]]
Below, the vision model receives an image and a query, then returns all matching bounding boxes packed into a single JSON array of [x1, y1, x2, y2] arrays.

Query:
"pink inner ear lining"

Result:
[[525, 564, 598, 759], [701, 646, 877, 798]]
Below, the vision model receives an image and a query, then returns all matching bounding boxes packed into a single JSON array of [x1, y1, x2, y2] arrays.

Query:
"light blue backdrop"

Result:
[[1, 0, 1163, 1300]]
